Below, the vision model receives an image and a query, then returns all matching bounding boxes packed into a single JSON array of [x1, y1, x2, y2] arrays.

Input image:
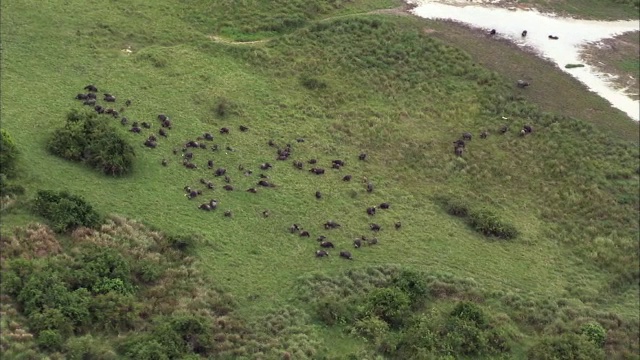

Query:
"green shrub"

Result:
[[300, 75, 328, 90], [581, 322, 606, 347], [467, 209, 519, 239], [363, 288, 411, 327], [527, 333, 605, 359], [120, 336, 170, 360], [351, 316, 389, 342], [0, 128, 19, 177], [71, 245, 133, 295], [47, 110, 135, 176], [32, 190, 101, 232], [315, 296, 354, 326], [450, 302, 488, 329], [90, 292, 139, 333], [0, 173, 25, 196], [214, 97, 239, 118], [65, 335, 118, 360], [442, 197, 470, 218], [167, 234, 199, 253], [391, 270, 428, 306], [36, 329, 63, 351]]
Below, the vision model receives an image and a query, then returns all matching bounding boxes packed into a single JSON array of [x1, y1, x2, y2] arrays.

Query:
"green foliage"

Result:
[[120, 336, 170, 360], [363, 287, 411, 327], [37, 329, 63, 351], [565, 63, 585, 68], [0, 128, 19, 177], [467, 208, 519, 240], [0, 173, 25, 196], [89, 292, 139, 333], [151, 314, 214, 357], [47, 109, 135, 176], [527, 333, 606, 360], [450, 301, 488, 329], [391, 270, 429, 306], [65, 335, 118, 360], [581, 322, 606, 347], [167, 234, 199, 253], [300, 75, 328, 90], [70, 245, 133, 295], [352, 316, 390, 342], [32, 190, 101, 232]]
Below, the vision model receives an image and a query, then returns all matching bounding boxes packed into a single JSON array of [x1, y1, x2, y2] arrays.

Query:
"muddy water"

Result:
[[408, 0, 640, 121]]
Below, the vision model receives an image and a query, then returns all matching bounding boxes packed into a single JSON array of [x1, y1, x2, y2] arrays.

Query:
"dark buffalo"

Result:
[[247, 188, 257, 193], [342, 175, 352, 181], [224, 175, 231, 183], [480, 131, 488, 139], [359, 153, 367, 161], [353, 239, 362, 248], [184, 152, 193, 160], [315, 191, 322, 199], [184, 162, 197, 169], [199, 203, 212, 211], [161, 159, 168, 166], [395, 221, 402, 230], [320, 241, 335, 248], [366, 182, 374, 193], [317, 235, 326, 242], [455, 147, 464, 157], [290, 224, 300, 233], [159, 129, 167, 137], [86, 92, 97, 100], [300, 230, 310, 237], [130, 127, 141, 134], [104, 94, 116, 102], [95, 105, 105, 114], [220, 127, 229, 134], [368, 237, 378, 246], [308, 159, 317, 164], [83, 99, 96, 106], [517, 80, 530, 88], [324, 221, 341, 230], [76, 93, 88, 100], [121, 117, 128, 126], [206, 160, 214, 169], [258, 180, 275, 187], [204, 132, 214, 141], [332, 159, 345, 167], [310, 168, 325, 175], [293, 160, 303, 169], [462, 132, 472, 141], [223, 185, 233, 191], [125, 99, 132, 106], [332, 163, 342, 170], [523, 124, 533, 134], [379, 203, 390, 209], [84, 84, 98, 92], [260, 163, 273, 170], [367, 207, 376, 216], [215, 168, 227, 177], [500, 125, 508, 134], [340, 251, 353, 260], [158, 114, 168, 122], [316, 250, 329, 258], [548, 35, 559, 40], [490, 29, 496, 35], [522, 30, 528, 37], [296, 138, 305, 143], [224, 210, 232, 217], [370, 223, 381, 232], [142, 122, 151, 129], [239, 125, 249, 132], [162, 119, 172, 128]]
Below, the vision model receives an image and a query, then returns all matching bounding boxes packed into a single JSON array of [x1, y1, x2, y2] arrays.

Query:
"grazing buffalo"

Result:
[[105, 108, 115, 115], [215, 168, 227, 177], [158, 114, 168, 122], [522, 30, 528, 37], [480, 131, 488, 139], [144, 140, 157, 148], [186, 190, 199, 199], [317, 235, 326, 242], [258, 180, 275, 187], [259, 174, 268, 178], [340, 251, 353, 260], [247, 188, 257, 193], [211, 144, 218, 151], [332, 159, 345, 167], [147, 135, 157, 142], [184, 186, 192, 193], [366, 182, 374, 193], [490, 29, 496, 35], [296, 138, 305, 143], [293, 160, 303, 169], [380, 203, 390, 209], [315, 191, 322, 199], [206, 182, 214, 190], [159, 129, 167, 137], [308, 159, 318, 164], [224, 175, 231, 183], [453, 139, 466, 149], [262, 210, 270, 218], [121, 117, 128, 126], [332, 163, 341, 170], [395, 221, 402, 230], [316, 250, 329, 258], [523, 124, 533, 134], [184, 162, 197, 169], [368, 237, 378, 246], [310, 168, 325, 175], [184, 152, 193, 160], [320, 241, 335, 248], [353, 239, 362, 248], [162, 159, 168, 166], [95, 105, 105, 114], [162, 119, 172, 128], [84, 84, 98, 92], [76, 93, 88, 100], [359, 153, 367, 161], [499, 125, 508, 134], [516, 80, 530, 88], [111, 111, 119, 119], [209, 200, 218, 209], [224, 210, 232, 217], [300, 230, 310, 237], [455, 147, 464, 157], [239, 125, 249, 132], [83, 99, 96, 106], [130, 127, 141, 134], [324, 221, 341, 229], [260, 163, 273, 170], [142, 122, 151, 129], [548, 35, 559, 40], [367, 207, 376, 216], [199, 203, 212, 211], [220, 127, 229, 134], [125, 99, 132, 107], [104, 94, 116, 102], [223, 185, 234, 191], [462, 132, 472, 141], [370, 223, 381, 232], [290, 224, 301, 233], [87, 92, 97, 99], [342, 175, 352, 181], [207, 160, 214, 169], [268, 140, 276, 147], [204, 132, 214, 141]]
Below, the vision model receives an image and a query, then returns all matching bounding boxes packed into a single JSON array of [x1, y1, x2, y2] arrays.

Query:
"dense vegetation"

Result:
[[47, 110, 135, 176], [1, 0, 638, 358]]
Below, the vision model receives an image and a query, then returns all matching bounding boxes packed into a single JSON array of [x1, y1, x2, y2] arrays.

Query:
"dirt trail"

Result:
[[207, 6, 412, 46]]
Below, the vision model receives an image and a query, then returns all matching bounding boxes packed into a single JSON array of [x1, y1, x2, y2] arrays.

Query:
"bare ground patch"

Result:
[[580, 31, 640, 101]]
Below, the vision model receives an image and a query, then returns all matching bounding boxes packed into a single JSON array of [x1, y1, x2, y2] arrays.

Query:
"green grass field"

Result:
[[1, 0, 639, 358]]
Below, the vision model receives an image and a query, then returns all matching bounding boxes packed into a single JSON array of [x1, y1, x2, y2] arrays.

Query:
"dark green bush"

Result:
[[32, 190, 101, 232], [315, 296, 354, 326], [300, 75, 328, 90], [450, 301, 488, 329], [70, 245, 133, 295], [0, 128, 19, 177], [37, 329, 64, 351], [467, 209, 519, 240], [120, 336, 170, 360], [89, 292, 139, 333], [47, 110, 135, 176], [363, 288, 411, 327], [443, 197, 470, 218], [167, 234, 199, 253], [0, 173, 25, 196], [391, 270, 428, 306], [527, 333, 605, 360], [151, 314, 214, 357], [581, 322, 606, 347]]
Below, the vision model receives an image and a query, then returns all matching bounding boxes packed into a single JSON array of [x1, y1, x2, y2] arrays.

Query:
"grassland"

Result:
[[516, 0, 639, 20], [1, 0, 639, 358]]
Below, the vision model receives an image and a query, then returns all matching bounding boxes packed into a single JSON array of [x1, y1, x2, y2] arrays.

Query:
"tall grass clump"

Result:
[[47, 109, 135, 176]]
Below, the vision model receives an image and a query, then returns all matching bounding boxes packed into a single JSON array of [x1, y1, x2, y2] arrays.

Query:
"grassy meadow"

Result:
[[1, 0, 639, 358]]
